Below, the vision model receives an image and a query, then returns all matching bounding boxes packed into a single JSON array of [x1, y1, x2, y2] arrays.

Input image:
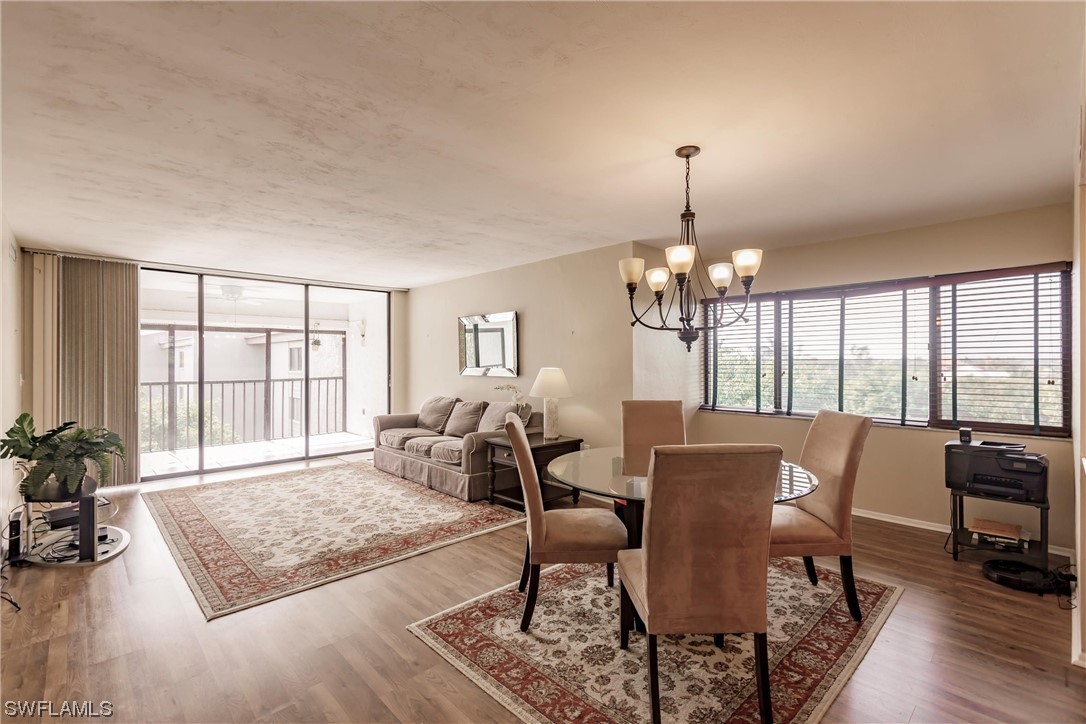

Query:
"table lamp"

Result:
[[530, 367, 572, 440]]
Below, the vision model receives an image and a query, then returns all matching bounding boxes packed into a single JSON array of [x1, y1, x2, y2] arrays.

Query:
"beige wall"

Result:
[[0, 217, 24, 529], [406, 242, 635, 447], [1075, 182, 1085, 666], [690, 203, 1077, 549]]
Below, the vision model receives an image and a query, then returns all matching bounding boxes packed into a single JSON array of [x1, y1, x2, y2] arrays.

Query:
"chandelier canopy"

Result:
[[618, 145, 763, 350]]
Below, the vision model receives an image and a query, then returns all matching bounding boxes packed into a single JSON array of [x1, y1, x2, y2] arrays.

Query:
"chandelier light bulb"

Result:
[[618, 257, 646, 285], [645, 267, 671, 292], [665, 245, 696, 275], [732, 249, 763, 278], [707, 262, 734, 291]]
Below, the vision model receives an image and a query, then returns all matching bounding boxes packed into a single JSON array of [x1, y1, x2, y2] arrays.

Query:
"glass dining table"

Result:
[[547, 446, 818, 548]]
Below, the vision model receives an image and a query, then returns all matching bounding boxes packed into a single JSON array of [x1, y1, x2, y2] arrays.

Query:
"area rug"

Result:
[[143, 462, 523, 619], [409, 558, 901, 723]]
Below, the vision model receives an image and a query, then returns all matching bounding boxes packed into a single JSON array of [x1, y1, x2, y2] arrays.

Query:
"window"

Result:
[[288, 344, 303, 372], [703, 263, 1071, 437]]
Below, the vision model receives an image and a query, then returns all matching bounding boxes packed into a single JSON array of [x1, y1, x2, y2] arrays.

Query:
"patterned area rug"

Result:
[[409, 558, 901, 723], [143, 462, 523, 619]]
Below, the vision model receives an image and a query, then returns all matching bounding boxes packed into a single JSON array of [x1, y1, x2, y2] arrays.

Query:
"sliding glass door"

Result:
[[138, 270, 389, 479], [139, 271, 201, 476], [308, 285, 390, 457]]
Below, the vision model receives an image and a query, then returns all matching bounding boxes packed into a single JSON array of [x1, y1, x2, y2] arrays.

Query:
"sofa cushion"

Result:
[[478, 402, 533, 432], [445, 401, 489, 437], [404, 435, 459, 457], [418, 395, 459, 433], [379, 427, 437, 450], [430, 439, 465, 466]]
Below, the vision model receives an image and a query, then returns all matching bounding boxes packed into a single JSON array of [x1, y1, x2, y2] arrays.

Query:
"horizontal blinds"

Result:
[[788, 298, 840, 414], [936, 272, 1067, 433], [703, 266, 1070, 437], [707, 301, 768, 411]]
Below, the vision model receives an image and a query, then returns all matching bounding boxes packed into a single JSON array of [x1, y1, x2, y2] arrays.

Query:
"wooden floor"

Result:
[[2, 458, 1083, 723]]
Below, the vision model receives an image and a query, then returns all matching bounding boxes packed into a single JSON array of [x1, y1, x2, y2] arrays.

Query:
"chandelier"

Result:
[[618, 145, 763, 350]]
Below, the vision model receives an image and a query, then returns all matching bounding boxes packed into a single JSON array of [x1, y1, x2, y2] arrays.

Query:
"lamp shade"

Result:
[[707, 262, 734, 290], [645, 267, 671, 292], [530, 367, 572, 399], [665, 245, 696, 275], [732, 248, 763, 277], [618, 258, 645, 284]]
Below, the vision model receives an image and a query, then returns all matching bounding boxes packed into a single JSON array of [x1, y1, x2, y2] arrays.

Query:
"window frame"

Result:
[[701, 262, 1072, 438]]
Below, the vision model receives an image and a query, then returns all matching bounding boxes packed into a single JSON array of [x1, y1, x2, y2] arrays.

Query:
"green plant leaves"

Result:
[[5, 414, 125, 498]]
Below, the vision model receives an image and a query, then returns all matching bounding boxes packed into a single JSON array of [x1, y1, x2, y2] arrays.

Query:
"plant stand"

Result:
[[23, 492, 130, 567]]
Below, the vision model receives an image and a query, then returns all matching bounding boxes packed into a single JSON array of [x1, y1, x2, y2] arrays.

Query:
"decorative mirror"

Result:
[[459, 311, 518, 377]]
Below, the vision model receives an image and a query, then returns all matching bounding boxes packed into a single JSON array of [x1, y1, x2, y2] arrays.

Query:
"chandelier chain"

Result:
[[684, 157, 692, 212]]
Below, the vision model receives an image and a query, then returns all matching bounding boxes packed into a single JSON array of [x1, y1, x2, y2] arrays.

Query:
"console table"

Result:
[[488, 434, 583, 508]]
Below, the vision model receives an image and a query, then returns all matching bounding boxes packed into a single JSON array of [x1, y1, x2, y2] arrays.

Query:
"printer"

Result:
[[945, 440, 1048, 503]]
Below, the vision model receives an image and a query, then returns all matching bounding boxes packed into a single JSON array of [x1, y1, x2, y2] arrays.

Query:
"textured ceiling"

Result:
[[3, 2, 1083, 289]]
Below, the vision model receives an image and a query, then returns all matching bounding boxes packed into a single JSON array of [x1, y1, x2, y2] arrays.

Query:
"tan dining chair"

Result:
[[616, 400, 686, 523], [621, 400, 686, 476], [618, 444, 783, 724], [769, 409, 872, 621], [505, 413, 629, 632]]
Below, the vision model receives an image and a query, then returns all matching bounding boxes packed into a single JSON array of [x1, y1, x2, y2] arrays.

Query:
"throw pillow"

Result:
[[477, 402, 518, 432], [444, 401, 489, 437], [417, 395, 459, 433]]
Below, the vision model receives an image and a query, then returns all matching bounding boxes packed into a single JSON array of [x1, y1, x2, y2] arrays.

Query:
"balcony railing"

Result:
[[139, 376, 346, 452]]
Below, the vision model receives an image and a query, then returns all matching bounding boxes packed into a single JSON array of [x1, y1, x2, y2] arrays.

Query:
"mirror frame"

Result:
[[458, 311, 518, 377]]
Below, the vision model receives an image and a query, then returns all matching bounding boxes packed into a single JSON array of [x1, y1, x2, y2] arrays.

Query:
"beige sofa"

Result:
[[373, 395, 542, 501]]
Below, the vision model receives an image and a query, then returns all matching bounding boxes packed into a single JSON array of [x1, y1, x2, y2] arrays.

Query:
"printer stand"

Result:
[[950, 490, 1049, 571]]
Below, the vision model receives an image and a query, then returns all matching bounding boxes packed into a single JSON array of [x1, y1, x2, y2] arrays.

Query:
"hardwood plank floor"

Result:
[[2, 458, 1083, 723]]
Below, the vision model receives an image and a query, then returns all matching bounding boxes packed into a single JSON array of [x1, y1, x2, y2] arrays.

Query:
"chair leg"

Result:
[[840, 555, 862, 622], [713, 633, 725, 649], [647, 633, 661, 724], [754, 632, 773, 724], [518, 541, 531, 593], [803, 556, 818, 586], [619, 581, 633, 649], [520, 564, 541, 632], [607, 562, 614, 588]]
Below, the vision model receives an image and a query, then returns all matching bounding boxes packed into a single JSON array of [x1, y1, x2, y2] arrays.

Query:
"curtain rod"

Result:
[[20, 246, 408, 293]]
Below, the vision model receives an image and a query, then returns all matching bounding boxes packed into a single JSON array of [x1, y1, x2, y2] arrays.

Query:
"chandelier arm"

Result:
[[629, 296, 664, 325], [629, 298, 681, 331], [701, 294, 752, 331], [661, 282, 679, 327]]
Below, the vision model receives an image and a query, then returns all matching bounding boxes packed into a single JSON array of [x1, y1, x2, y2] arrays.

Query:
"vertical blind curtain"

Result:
[[59, 257, 140, 485], [25, 253, 61, 428]]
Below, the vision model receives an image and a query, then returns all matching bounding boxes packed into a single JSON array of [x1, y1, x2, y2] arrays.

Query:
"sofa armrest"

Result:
[[373, 413, 420, 447], [461, 430, 510, 474]]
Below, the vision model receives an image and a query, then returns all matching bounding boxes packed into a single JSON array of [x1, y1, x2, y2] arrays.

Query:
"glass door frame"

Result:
[[139, 268, 391, 482]]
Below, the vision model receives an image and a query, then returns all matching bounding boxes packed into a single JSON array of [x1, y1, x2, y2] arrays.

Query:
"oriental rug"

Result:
[[409, 558, 900, 723], [143, 462, 523, 619]]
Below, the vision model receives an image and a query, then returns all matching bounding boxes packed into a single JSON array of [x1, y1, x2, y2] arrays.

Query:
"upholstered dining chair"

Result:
[[618, 444, 783, 724], [504, 413, 628, 632], [621, 400, 686, 476], [616, 400, 686, 523], [769, 409, 872, 622]]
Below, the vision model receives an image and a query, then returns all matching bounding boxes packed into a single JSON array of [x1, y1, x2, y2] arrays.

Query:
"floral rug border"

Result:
[[142, 463, 523, 620], [409, 560, 902, 724]]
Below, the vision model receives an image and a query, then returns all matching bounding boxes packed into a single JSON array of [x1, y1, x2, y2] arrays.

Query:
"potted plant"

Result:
[[0, 413, 126, 501]]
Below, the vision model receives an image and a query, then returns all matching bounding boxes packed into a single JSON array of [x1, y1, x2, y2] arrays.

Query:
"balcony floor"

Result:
[[140, 431, 373, 478]]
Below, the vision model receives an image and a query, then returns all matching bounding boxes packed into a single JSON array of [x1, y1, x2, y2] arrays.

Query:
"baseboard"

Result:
[[1073, 651, 1086, 669], [852, 507, 1076, 559]]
